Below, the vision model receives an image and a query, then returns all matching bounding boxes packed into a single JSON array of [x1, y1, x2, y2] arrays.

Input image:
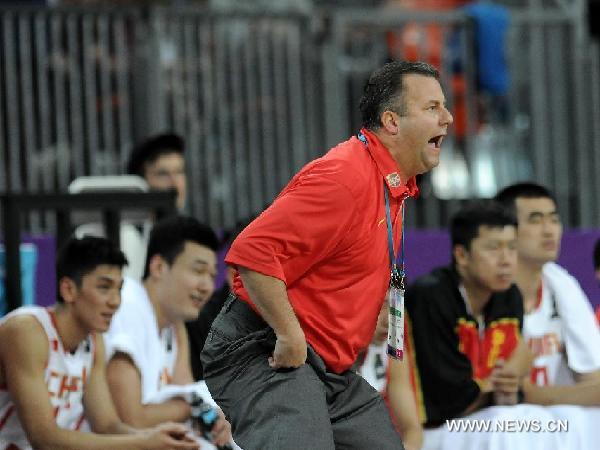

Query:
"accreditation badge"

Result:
[[387, 275, 405, 360]]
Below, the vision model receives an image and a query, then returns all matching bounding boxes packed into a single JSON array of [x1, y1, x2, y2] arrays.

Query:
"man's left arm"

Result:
[[521, 376, 600, 406], [575, 369, 600, 383], [106, 351, 192, 428]]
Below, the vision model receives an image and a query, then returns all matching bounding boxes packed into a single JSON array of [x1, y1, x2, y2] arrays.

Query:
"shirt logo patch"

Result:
[[386, 172, 401, 188]]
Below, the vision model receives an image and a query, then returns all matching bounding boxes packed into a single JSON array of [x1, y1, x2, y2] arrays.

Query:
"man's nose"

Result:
[[441, 106, 453, 125]]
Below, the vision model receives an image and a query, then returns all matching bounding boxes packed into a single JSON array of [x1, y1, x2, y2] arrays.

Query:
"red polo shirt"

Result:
[[226, 128, 418, 373]]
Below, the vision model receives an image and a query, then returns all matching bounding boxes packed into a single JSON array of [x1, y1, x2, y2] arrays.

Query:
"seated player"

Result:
[[495, 183, 600, 405], [104, 216, 233, 448], [0, 236, 198, 450], [404, 201, 532, 448]]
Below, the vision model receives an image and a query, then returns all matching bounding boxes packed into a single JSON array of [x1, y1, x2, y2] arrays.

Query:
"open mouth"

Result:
[[428, 135, 444, 149]]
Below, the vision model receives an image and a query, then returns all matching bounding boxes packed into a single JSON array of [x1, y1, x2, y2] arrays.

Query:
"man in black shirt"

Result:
[[403, 200, 532, 429]]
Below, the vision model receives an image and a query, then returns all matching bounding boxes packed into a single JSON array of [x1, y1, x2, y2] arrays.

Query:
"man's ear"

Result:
[[453, 244, 469, 268], [147, 254, 166, 279], [59, 277, 78, 304], [380, 110, 400, 135]]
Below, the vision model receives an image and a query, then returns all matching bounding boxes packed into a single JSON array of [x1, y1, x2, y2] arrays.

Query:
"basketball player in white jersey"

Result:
[[495, 183, 600, 404], [0, 236, 199, 450], [104, 216, 233, 448]]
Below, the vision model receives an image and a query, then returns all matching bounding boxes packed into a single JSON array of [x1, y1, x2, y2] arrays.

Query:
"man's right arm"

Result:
[[106, 352, 192, 428], [0, 316, 198, 450], [238, 267, 307, 368]]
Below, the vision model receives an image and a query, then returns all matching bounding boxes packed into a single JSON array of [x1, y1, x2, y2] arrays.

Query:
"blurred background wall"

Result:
[[0, 0, 598, 232]]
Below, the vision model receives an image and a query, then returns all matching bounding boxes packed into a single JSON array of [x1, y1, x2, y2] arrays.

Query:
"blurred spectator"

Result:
[[495, 183, 600, 405], [93, 131, 185, 280], [73, 132, 185, 281], [463, 1, 510, 125], [127, 132, 187, 212], [383, 0, 472, 139], [404, 200, 530, 447]]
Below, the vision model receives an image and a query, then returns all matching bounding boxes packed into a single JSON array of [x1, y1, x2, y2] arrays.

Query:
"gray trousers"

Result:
[[201, 294, 405, 450]]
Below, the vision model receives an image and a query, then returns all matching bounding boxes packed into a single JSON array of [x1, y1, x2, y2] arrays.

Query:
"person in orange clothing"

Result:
[[201, 60, 453, 450]]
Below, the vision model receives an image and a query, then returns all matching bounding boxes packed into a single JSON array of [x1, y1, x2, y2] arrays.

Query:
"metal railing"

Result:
[[0, 4, 598, 231], [0, 190, 176, 312], [144, 8, 324, 228]]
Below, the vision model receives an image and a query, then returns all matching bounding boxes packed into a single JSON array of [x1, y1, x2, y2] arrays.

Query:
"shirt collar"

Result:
[[359, 128, 419, 199]]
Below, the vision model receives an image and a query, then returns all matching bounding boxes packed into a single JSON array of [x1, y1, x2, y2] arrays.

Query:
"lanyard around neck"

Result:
[[384, 182, 405, 289], [357, 131, 406, 288]]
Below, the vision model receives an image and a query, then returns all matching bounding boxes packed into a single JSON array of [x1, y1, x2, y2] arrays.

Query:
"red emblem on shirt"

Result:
[[386, 173, 401, 188], [456, 318, 520, 379]]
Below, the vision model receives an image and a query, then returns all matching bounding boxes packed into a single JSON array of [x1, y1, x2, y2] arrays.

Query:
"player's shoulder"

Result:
[[0, 309, 47, 338], [0, 312, 48, 361], [542, 262, 582, 290], [542, 261, 571, 278]]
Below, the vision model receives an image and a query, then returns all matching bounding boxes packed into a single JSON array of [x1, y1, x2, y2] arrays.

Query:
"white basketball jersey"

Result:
[[523, 263, 600, 386], [0, 306, 96, 450], [523, 282, 568, 386], [104, 278, 178, 404]]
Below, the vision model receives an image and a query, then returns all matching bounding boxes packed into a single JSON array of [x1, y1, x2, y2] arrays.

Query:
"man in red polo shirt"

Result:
[[201, 60, 453, 450]]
